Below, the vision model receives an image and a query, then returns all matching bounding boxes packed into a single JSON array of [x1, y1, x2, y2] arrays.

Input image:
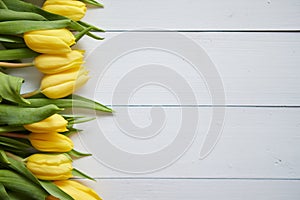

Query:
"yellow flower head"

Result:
[[54, 180, 102, 200], [40, 66, 89, 99], [24, 29, 75, 54], [26, 153, 73, 180], [43, 0, 87, 21], [34, 50, 84, 74], [24, 114, 68, 133], [29, 132, 74, 152]]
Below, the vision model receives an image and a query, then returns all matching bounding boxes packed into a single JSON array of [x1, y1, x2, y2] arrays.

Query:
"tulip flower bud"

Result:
[[29, 132, 74, 152], [24, 29, 75, 54], [34, 50, 84, 74], [43, 0, 87, 21], [26, 153, 73, 180], [40, 67, 89, 99], [54, 180, 102, 200], [24, 114, 68, 133]]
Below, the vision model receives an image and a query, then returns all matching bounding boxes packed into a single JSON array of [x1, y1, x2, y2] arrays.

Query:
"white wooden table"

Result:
[[25, 0, 300, 199]]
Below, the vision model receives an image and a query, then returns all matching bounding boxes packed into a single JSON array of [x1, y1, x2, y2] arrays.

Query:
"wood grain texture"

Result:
[[73, 107, 300, 178], [76, 32, 300, 106], [83, 0, 300, 30], [80, 179, 300, 200]]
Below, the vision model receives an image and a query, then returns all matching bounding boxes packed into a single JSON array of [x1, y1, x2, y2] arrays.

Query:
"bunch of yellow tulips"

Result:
[[0, 0, 108, 199]]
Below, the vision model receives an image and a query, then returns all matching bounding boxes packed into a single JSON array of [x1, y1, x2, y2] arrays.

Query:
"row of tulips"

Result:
[[0, 0, 107, 199]]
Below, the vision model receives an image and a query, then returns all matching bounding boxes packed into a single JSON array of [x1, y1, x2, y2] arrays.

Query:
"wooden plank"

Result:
[[76, 32, 300, 106], [81, 179, 300, 200], [83, 0, 300, 30], [73, 107, 300, 178]]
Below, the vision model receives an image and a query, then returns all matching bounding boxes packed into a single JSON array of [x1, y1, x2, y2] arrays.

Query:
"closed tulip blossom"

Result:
[[43, 0, 87, 21], [40, 66, 89, 99], [34, 50, 84, 74], [24, 114, 68, 133], [29, 132, 73, 152], [24, 29, 75, 54], [54, 180, 102, 200], [26, 153, 73, 180]]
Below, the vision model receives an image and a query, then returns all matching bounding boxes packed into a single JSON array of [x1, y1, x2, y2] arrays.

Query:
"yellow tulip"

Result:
[[43, 0, 87, 21], [40, 66, 89, 99], [34, 50, 84, 74], [24, 114, 68, 133], [24, 29, 75, 54], [29, 132, 74, 152], [26, 153, 73, 180], [54, 180, 102, 200]]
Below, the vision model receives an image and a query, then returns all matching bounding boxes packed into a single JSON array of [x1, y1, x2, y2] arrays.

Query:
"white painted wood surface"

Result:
[[15, 0, 300, 199], [80, 179, 300, 200], [77, 32, 300, 106], [84, 0, 300, 30]]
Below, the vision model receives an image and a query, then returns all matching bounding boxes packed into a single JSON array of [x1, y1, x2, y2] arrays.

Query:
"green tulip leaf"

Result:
[[0, 19, 71, 35], [72, 168, 95, 181], [0, 1, 7, 9], [0, 72, 29, 104], [0, 48, 38, 61], [7, 190, 28, 200], [78, 21, 105, 32], [0, 150, 10, 165], [39, 180, 74, 200], [0, 137, 36, 158], [0, 170, 48, 200], [0, 9, 47, 21], [68, 149, 92, 158], [0, 104, 62, 126], [0, 183, 10, 200], [23, 94, 113, 113]]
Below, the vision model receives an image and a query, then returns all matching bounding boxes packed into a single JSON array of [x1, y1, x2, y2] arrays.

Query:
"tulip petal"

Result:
[[54, 180, 102, 200], [26, 154, 73, 180], [29, 132, 74, 152], [43, 0, 87, 21], [24, 114, 68, 133]]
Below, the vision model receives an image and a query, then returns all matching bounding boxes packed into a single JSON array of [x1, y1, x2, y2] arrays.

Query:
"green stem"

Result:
[[0, 62, 33, 68], [21, 89, 40, 98], [74, 26, 93, 42]]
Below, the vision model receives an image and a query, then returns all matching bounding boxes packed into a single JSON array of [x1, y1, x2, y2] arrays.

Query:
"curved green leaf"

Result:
[[0, 183, 9, 200], [24, 95, 113, 113], [68, 149, 92, 158], [0, 9, 47, 21], [0, 72, 29, 104], [0, 19, 71, 35], [0, 137, 36, 157], [72, 168, 95, 181], [0, 104, 62, 126], [0, 48, 38, 61], [0, 169, 48, 200]]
